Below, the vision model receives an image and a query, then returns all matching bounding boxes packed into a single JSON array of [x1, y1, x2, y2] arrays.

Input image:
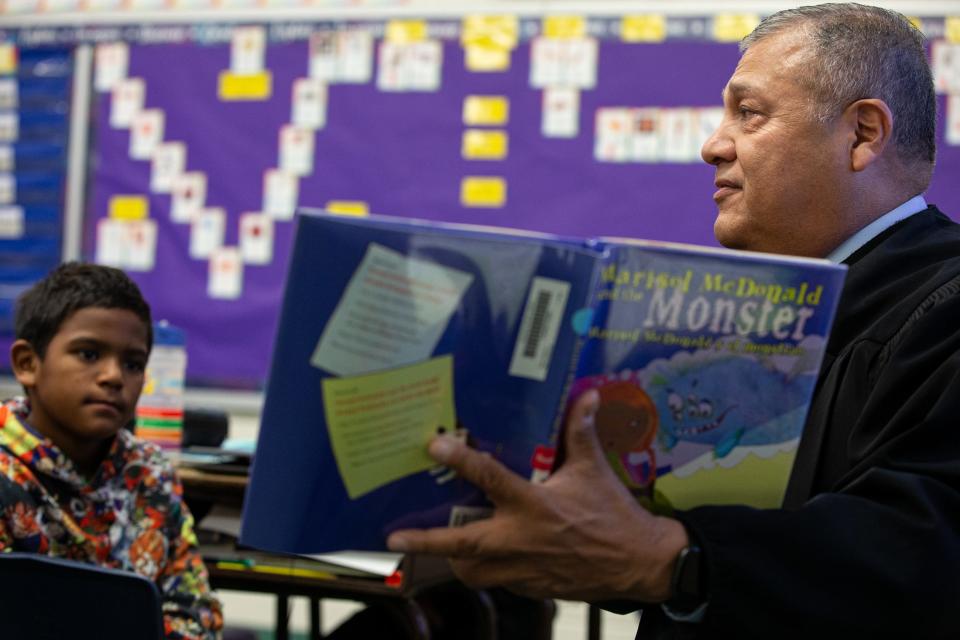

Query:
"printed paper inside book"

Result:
[[311, 243, 474, 376], [321, 356, 456, 499]]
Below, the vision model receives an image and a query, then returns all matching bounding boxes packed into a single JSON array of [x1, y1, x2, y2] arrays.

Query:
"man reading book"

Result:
[[387, 4, 960, 637]]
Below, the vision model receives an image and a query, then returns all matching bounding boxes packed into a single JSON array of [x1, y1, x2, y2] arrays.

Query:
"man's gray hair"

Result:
[[742, 3, 935, 172]]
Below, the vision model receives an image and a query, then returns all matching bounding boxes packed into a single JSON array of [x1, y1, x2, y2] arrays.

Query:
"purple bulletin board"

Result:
[[78, 19, 960, 388]]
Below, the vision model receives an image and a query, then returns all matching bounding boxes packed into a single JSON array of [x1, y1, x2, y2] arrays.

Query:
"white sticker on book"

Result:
[[630, 108, 660, 162], [291, 78, 328, 130], [0, 78, 17, 110], [311, 243, 475, 377], [130, 109, 164, 161], [239, 212, 274, 264], [279, 125, 315, 176], [110, 78, 145, 129], [0, 113, 19, 143], [94, 42, 129, 92], [0, 146, 12, 172], [0, 205, 24, 238], [263, 169, 299, 220], [150, 141, 186, 193], [542, 86, 579, 138], [190, 207, 226, 259], [171, 171, 206, 222], [209, 246, 243, 299], [0, 173, 14, 205], [231, 26, 266, 75], [508, 276, 571, 382], [660, 108, 698, 163]]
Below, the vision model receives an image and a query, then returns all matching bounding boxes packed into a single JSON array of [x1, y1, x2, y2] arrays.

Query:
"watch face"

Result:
[[670, 544, 706, 609]]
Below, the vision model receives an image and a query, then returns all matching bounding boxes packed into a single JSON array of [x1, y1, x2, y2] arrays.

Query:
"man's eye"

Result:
[[77, 349, 98, 362], [739, 106, 759, 120]]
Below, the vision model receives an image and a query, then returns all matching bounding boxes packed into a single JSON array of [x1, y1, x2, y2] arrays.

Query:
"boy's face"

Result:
[[11, 307, 149, 459]]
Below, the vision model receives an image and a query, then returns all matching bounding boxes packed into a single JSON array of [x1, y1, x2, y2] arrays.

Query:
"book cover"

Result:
[[240, 212, 846, 553], [566, 238, 846, 513]]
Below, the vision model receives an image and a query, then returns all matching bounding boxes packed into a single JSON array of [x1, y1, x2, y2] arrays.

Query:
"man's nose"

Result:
[[700, 121, 735, 166]]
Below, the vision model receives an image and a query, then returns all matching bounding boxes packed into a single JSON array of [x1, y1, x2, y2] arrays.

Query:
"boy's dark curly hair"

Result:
[[15, 262, 153, 358]]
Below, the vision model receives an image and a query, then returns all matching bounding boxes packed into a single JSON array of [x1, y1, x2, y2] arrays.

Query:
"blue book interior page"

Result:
[[568, 241, 846, 513], [241, 212, 602, 553]]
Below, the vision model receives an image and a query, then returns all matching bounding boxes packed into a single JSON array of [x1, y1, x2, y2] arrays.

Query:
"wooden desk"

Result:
[[177, 466, 247, 507], [178, 465, 468, 640], [205, 548, 460, 640]]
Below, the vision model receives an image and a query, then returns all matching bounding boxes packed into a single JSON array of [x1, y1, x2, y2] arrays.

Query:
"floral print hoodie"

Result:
[[0, 398, 223, 638]]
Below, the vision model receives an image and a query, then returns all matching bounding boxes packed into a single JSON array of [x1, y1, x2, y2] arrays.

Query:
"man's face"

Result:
[[701, 31, 853, 257], [18, 307, 149, 454]]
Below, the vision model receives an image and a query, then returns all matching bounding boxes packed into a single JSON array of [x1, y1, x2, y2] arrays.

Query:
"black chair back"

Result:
[[0, 552, 164, 639]]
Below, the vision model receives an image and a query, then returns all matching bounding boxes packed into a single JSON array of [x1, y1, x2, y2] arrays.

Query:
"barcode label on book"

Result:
[[509, 276, 571, 381], [449, 505, 494, 527]]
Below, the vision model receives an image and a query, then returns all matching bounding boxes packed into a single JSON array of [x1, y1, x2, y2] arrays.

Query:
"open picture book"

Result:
[[241, 210, 846, 553]]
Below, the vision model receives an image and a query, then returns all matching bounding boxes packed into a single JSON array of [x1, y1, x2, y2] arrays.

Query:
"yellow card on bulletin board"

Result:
[[946, 17, 960, 43], [460, 177, 507, 208], [463, 96, 510, 126], [462, 130, 508, 160], [464, 45, 512, 72], [386, 20, 428, 43], [461, 15, 519, 49], [218, 71, 272, 101], [712, 14, 760, 42], [543, 15, 588, 40], [621, 15, 667, 43], [326, 200, 369, 217], [109, 195, 148, 221]]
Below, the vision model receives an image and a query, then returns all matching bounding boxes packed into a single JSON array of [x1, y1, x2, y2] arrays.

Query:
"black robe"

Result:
[[637, 206, 960, 638]]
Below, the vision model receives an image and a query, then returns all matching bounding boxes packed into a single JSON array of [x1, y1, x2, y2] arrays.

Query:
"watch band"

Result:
[[666, 543, 707, 612]]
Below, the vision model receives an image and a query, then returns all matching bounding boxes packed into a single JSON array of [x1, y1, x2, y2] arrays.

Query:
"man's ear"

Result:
[[10, 339, 40, 389], [844, 98, 894, 172]]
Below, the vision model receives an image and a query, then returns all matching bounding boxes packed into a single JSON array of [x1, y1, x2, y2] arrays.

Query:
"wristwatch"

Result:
[[666, 543, 707, 612]]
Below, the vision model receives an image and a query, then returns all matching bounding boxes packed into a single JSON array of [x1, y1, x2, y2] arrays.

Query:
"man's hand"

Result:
[[387, 390, 689, 602]]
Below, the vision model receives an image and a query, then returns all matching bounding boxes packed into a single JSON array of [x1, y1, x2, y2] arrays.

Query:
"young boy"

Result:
[[0, 263, 223, 639]]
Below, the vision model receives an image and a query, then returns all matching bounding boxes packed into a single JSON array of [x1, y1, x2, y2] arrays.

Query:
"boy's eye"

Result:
[[125, 359, 147, 374], [77, 349, 99, 362]]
